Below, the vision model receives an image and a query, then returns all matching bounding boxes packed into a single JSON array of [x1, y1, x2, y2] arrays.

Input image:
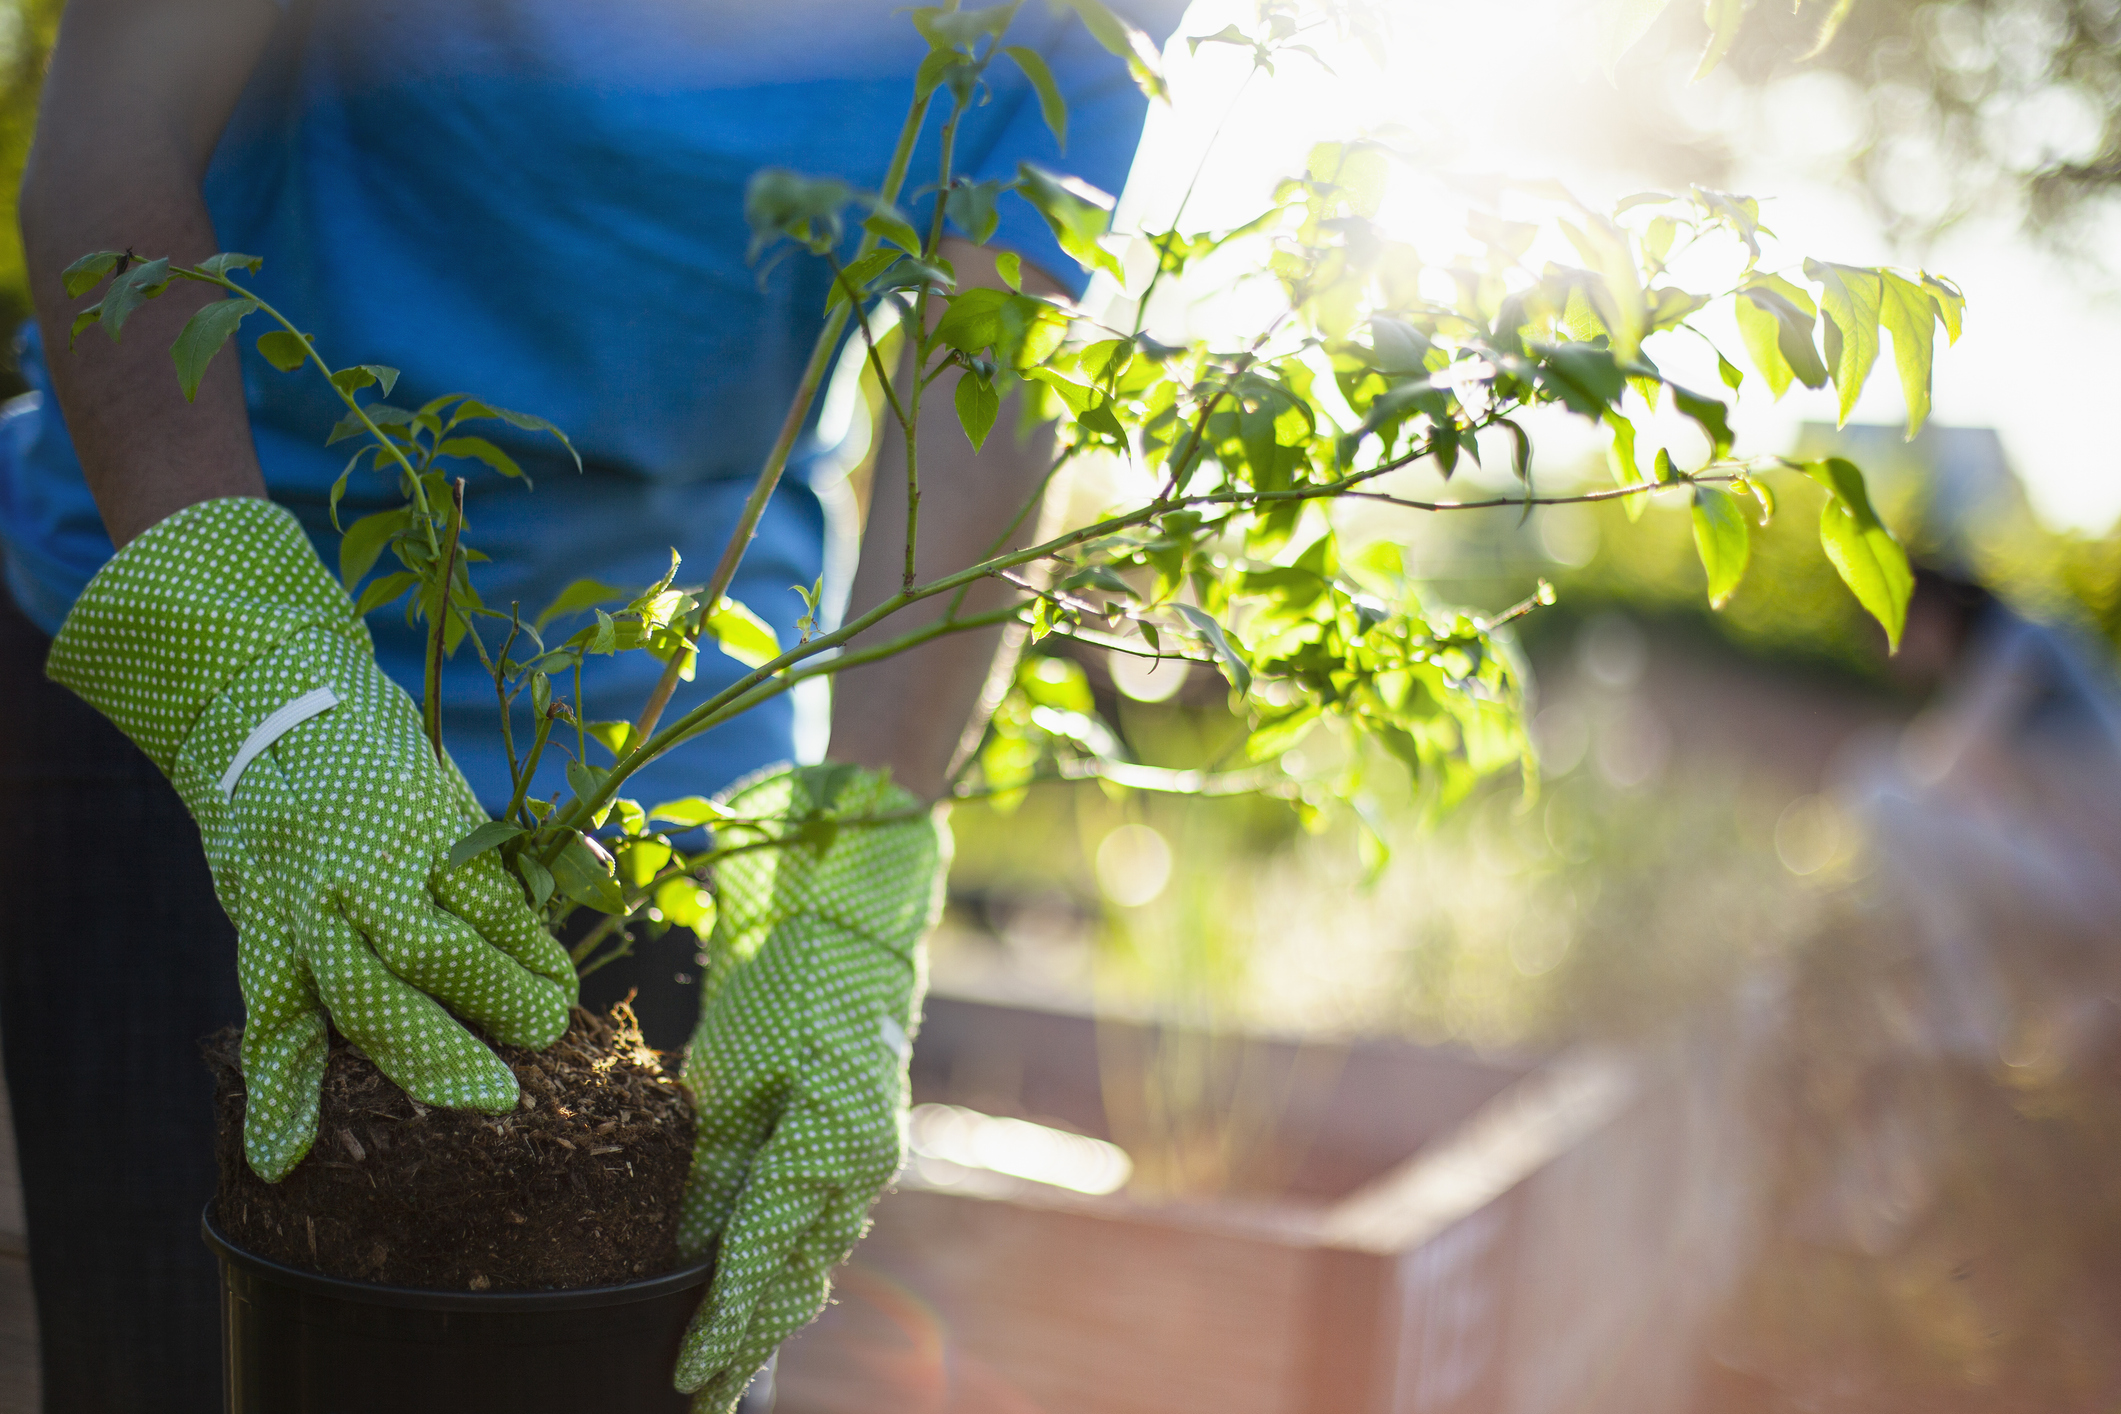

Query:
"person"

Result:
[[0, 0, 1182, 1408]]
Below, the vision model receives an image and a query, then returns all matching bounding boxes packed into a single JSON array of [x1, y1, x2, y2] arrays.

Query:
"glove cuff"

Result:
[[47, 497, 361, 773]]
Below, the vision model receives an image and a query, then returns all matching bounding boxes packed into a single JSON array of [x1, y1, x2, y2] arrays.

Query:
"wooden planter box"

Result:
[[776, 996, 1743, 1414]]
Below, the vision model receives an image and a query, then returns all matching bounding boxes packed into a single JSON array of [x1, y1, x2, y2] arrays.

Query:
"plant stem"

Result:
[[540, 394, 1765, 848], [631, 81, 941, 743], [503, 708, 557, 830], [1131, 66, 1258, 338], [494, 607, 522, 785], [945, 441, 1079, 621], [902, 96, 967, 593], [423, 479, 465, 759]]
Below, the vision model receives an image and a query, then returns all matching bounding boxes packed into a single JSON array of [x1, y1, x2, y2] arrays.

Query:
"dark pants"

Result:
[[0, 586, 237, 1412], [0, 584, 703, 1412]]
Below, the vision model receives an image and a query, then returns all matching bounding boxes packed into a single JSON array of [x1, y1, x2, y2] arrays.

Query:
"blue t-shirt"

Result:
[[0, 0, 1179, 806]]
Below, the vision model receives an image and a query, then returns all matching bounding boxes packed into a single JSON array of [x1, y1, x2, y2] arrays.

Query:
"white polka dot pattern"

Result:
[[674, 765, 948, 1412], [46, 497, 578, 1182]]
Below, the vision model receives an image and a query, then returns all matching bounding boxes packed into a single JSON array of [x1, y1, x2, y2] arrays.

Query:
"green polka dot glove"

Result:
[[46, 497, 578, 1182], [674, 763, 947, 1412]]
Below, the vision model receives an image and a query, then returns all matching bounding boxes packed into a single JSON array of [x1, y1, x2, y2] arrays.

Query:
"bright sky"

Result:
[[1105, 0, 2121, 533]]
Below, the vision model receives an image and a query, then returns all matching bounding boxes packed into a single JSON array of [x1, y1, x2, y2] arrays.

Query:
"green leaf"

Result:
[[1798, 0, 1856, 57], [1015, 163, 1121, 278], [1058, 564, 1135, 597], [1173, 604, 1251, 693], [910, 3, 1016, 50], [446, 820, 523, 871], [995, 251, 1023, 292], [1734, 276, 1828, 395], [339, 508, 410, 588], [654, 877, 716, 934], [1923, 273, 1966, 343], [198, 251, 264, 277], [1715, 349, 1743, 390], [1696, 0, 1753, 78], [589, 609, 619, 655], [1669, 384, 1734, 459], [1604, 408, 1650, 522], [1877, 270, 1940, 437], [1690, 484, 1750, 608], [514, 852, 555, 910], [565, 761, 613, 825], [1501, 418, 1532, 482], [533, 578, 626, 632], [1531, 341, 1623, 415], [69, 304, 104, 346], [326, 403, 419, 446], [1804, 259, 1883, 426], [618, 838, 672, 890], [61, 250, 124, 299], [1056, 0, 1169, 101], [330, 364, 400, 396], [863, 208, 923, 257], [587, 720, 637, 760], [703, 597, 780, 669], [454, 400, 581, 471], [933, 286, 1011, 353], [1006, 46, 1068, 150], [552, 834, 625, 914], [648, 796, 731, 828], [169, 297, 258, 402], [945, 178, 1008, 247], [915, 48, 971, 102], [1187, 23, 1252, 54], [437, 435, 526, 481], [1806, 457, 1913, 650], [825, 249, 902, 312], [98, 258, 172, 339], [352, 570, 419, 618], [1246, 704, 1321, 762], [954, 370, 1000, 450], [256, 329, 312, 372]]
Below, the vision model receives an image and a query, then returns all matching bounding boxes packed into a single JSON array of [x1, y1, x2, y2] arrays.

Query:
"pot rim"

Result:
[[202, 1203, 713, 1312]]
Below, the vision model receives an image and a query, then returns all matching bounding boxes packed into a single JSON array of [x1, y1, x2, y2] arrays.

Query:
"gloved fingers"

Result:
[[687, 1266, 822, 1414], [301, 903, 522, 1113], [674, 1167, 831, 1392], [234, 922, 333, 1183], [681, 1187, 867, 1408], [709, 766, 942, 954], [338, 878, 572, 1049], [428, 847, 580, 1002]]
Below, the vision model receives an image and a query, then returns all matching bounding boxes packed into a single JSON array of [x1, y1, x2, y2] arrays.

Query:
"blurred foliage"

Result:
[[1610, 0, 2121, 253], [939, 637, 1839, 1055], [1734, 0, 2121, 246], [1530, 473, 1890, 676]]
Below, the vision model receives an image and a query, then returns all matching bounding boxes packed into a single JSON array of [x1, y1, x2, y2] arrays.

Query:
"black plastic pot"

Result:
[[203, 1206, 713, 1414]]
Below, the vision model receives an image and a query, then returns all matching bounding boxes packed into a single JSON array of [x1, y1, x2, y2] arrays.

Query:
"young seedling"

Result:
[[63, 0, 1961, 964]]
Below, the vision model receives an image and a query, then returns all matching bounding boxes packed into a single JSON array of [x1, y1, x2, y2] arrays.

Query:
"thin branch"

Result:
[[423, 479, 466, 760], [631, 79, 942, 743]]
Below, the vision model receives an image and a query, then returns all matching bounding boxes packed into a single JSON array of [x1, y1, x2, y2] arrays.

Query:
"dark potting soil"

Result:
[[207, 1005, 697, 1292]]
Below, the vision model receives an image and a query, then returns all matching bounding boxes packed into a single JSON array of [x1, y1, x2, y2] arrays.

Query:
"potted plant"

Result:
[[56, 0, 1960, 1407]]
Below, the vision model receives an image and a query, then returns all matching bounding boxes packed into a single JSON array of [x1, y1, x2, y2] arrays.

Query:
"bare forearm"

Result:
[[21, 0, 276, 547], [829, 383, 1053, 799], [827, 242, 1063, 798]]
